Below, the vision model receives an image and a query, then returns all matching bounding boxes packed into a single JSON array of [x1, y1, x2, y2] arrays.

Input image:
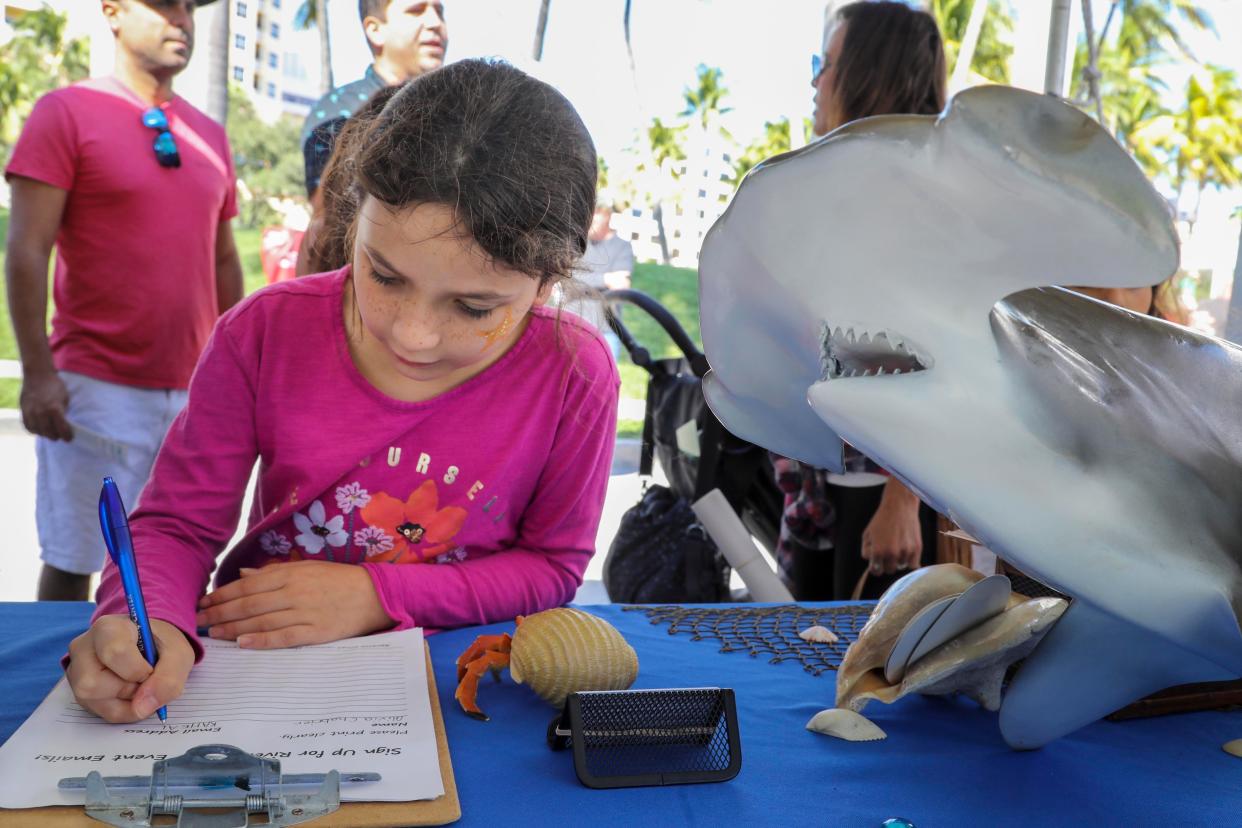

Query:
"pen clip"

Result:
[[99, 477, 127, 568]]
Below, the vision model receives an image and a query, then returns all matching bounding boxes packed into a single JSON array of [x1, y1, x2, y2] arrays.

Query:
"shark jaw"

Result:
[[821, 324, 933, 381]]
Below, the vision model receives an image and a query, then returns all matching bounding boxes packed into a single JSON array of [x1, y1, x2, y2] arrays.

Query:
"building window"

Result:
[[232, 66, 244, 81], [268, 53, 278, 69], [234, 34, 245, 49], [236, 1, 246, 17], [267, 82, 277, 97], [270, 23, 279, 38]]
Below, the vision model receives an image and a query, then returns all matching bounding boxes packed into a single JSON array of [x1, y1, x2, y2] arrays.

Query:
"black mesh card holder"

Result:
[[547, 688, 742, 789]]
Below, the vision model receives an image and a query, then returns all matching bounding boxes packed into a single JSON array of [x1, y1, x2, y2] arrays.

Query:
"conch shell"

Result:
[[509, 608, 639, 707], [835, 564, 1068, 713]]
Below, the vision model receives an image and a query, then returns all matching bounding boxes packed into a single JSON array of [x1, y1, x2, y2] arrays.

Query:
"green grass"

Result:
[[616, 260, 702, 402], [0, 214, 704, 423]]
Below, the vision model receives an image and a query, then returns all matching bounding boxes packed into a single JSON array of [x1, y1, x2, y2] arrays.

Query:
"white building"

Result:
[[225, 0, 320, 121]]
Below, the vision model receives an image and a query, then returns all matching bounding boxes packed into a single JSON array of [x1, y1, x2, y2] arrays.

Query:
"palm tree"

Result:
[[1136, 66, 1242, 232], [643, 116, 688, 264], [680, 65, 733, 134], [296, 0, 334, 95], [1069, 0, 1215, 177], [729, 119, 793, 187], [930, 0, 1014, 85], [1109, 0, 1214, 59]]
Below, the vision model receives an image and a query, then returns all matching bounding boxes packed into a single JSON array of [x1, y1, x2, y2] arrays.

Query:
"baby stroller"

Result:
[[600, 288, 784, 603]]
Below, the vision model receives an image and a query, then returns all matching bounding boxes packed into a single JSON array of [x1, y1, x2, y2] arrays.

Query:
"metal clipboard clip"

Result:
[[58, 743, 381, 828]]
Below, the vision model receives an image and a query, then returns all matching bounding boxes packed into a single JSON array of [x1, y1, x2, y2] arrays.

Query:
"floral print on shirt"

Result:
[[292, 499, 348, 557], [261, 479, 469, 567], [359, 480, 468, 564]]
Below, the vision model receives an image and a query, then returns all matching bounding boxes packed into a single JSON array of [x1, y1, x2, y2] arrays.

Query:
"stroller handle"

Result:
[[603, 288, 711, 378]]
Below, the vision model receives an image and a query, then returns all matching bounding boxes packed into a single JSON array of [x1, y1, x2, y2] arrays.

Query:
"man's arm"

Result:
[[4, 176, 72, 441], [214, 219, 244, 314]]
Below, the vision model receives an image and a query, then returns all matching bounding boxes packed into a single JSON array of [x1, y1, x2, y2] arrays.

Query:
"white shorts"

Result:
[[36, 371, 187, 575]]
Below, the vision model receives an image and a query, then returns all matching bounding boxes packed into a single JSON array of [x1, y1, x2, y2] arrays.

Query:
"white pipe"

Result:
[[949, 0, 988, 94], [1044, 0, 1074, 96], [692, 489, 794, 602]]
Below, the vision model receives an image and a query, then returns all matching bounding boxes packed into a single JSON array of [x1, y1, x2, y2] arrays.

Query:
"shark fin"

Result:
[[999, 601, 1236, 749]]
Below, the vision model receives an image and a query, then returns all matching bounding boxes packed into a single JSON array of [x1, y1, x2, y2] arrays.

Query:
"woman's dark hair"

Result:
[[832, 1, 947, 122], [352, 58, 597, 286]]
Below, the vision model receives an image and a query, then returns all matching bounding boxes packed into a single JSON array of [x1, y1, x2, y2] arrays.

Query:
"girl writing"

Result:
[[66, 59, 618, 723]]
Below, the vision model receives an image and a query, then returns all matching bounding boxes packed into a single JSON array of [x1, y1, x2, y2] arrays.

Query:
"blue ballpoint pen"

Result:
[[98, 476, 167, 723]]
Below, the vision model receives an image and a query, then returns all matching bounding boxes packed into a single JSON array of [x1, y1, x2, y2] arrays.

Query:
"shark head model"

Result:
[[699, 85, 1242, 748]]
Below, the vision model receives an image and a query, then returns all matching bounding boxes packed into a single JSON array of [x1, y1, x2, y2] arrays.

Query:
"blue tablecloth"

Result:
[[2, 601, 1239, 826]]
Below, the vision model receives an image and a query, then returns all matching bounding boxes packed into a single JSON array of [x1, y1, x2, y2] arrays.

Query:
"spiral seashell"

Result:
[[508, 608, 639, 707]]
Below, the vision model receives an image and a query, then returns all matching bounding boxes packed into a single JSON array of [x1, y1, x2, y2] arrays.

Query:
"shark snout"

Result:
[[822, 325, 932, 380]]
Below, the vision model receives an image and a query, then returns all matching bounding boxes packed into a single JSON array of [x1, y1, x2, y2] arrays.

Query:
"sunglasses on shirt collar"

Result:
[[141, 107, 181, 169]]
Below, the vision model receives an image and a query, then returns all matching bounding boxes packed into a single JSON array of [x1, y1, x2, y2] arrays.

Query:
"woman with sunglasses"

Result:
[[775, 1, 948, 601]]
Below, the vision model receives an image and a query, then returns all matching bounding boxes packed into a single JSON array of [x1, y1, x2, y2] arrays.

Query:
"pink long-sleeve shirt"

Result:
[[94, 268, 619, 652]]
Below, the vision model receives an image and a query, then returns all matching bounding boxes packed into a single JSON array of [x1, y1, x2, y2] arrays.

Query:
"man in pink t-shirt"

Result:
[[3, 0, 241, 601]]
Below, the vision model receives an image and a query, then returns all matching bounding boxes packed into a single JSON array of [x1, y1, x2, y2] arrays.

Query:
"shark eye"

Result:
[[822, 326, 931, 379]]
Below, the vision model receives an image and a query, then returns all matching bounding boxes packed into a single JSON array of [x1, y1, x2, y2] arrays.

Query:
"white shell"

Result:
[[799, 625, 839, 644], [1223, 739, 1242, 759], [806, 708, 887, 741]]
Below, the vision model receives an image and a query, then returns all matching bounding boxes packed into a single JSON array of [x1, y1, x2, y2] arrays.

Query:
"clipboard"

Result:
[[1, 643, 461, 827]]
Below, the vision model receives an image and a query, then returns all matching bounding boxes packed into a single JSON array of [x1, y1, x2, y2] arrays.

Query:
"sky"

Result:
[[325, 0, 1242, 174]]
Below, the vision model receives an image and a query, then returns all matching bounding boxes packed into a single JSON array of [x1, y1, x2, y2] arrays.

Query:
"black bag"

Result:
[[602, 483, 730, 603], [599, 289, 781, 604], [603, 355, 731, 604]]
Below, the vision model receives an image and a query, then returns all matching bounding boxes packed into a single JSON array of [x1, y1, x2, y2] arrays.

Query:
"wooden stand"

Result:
[[1107, 680, 1242, 721]]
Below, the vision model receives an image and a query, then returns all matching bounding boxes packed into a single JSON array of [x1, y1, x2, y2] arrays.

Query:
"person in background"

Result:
[[1069, 280, 1189, 323], [566, 200, 634, 359], [296, 0, 448, 276], [775, 1, 947, 601], [3, 0, 241, 602]]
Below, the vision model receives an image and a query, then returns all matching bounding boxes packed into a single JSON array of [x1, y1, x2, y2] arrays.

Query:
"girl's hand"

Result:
[[66, 615, 194, 723], [861, 478, 923, 575], [196, 561, 394, 649]]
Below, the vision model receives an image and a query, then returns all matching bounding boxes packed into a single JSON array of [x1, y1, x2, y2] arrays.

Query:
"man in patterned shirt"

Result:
[[297, 0, 448, 275]]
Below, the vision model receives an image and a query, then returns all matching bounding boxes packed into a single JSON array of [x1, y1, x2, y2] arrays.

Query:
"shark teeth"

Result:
[[820, 324, 932, 381]]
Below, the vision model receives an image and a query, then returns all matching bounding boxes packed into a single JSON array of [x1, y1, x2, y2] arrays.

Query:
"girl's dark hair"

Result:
[[353, 58, 597, 286], [832, 1, 947, 121], [306, 85, 403, 275]]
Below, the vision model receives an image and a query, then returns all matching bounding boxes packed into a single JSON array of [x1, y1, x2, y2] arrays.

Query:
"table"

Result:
[[2, 602, 1238, 826]]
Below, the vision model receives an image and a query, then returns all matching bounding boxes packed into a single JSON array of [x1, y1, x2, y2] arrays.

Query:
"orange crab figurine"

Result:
[[455, 608, 639, 720]]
